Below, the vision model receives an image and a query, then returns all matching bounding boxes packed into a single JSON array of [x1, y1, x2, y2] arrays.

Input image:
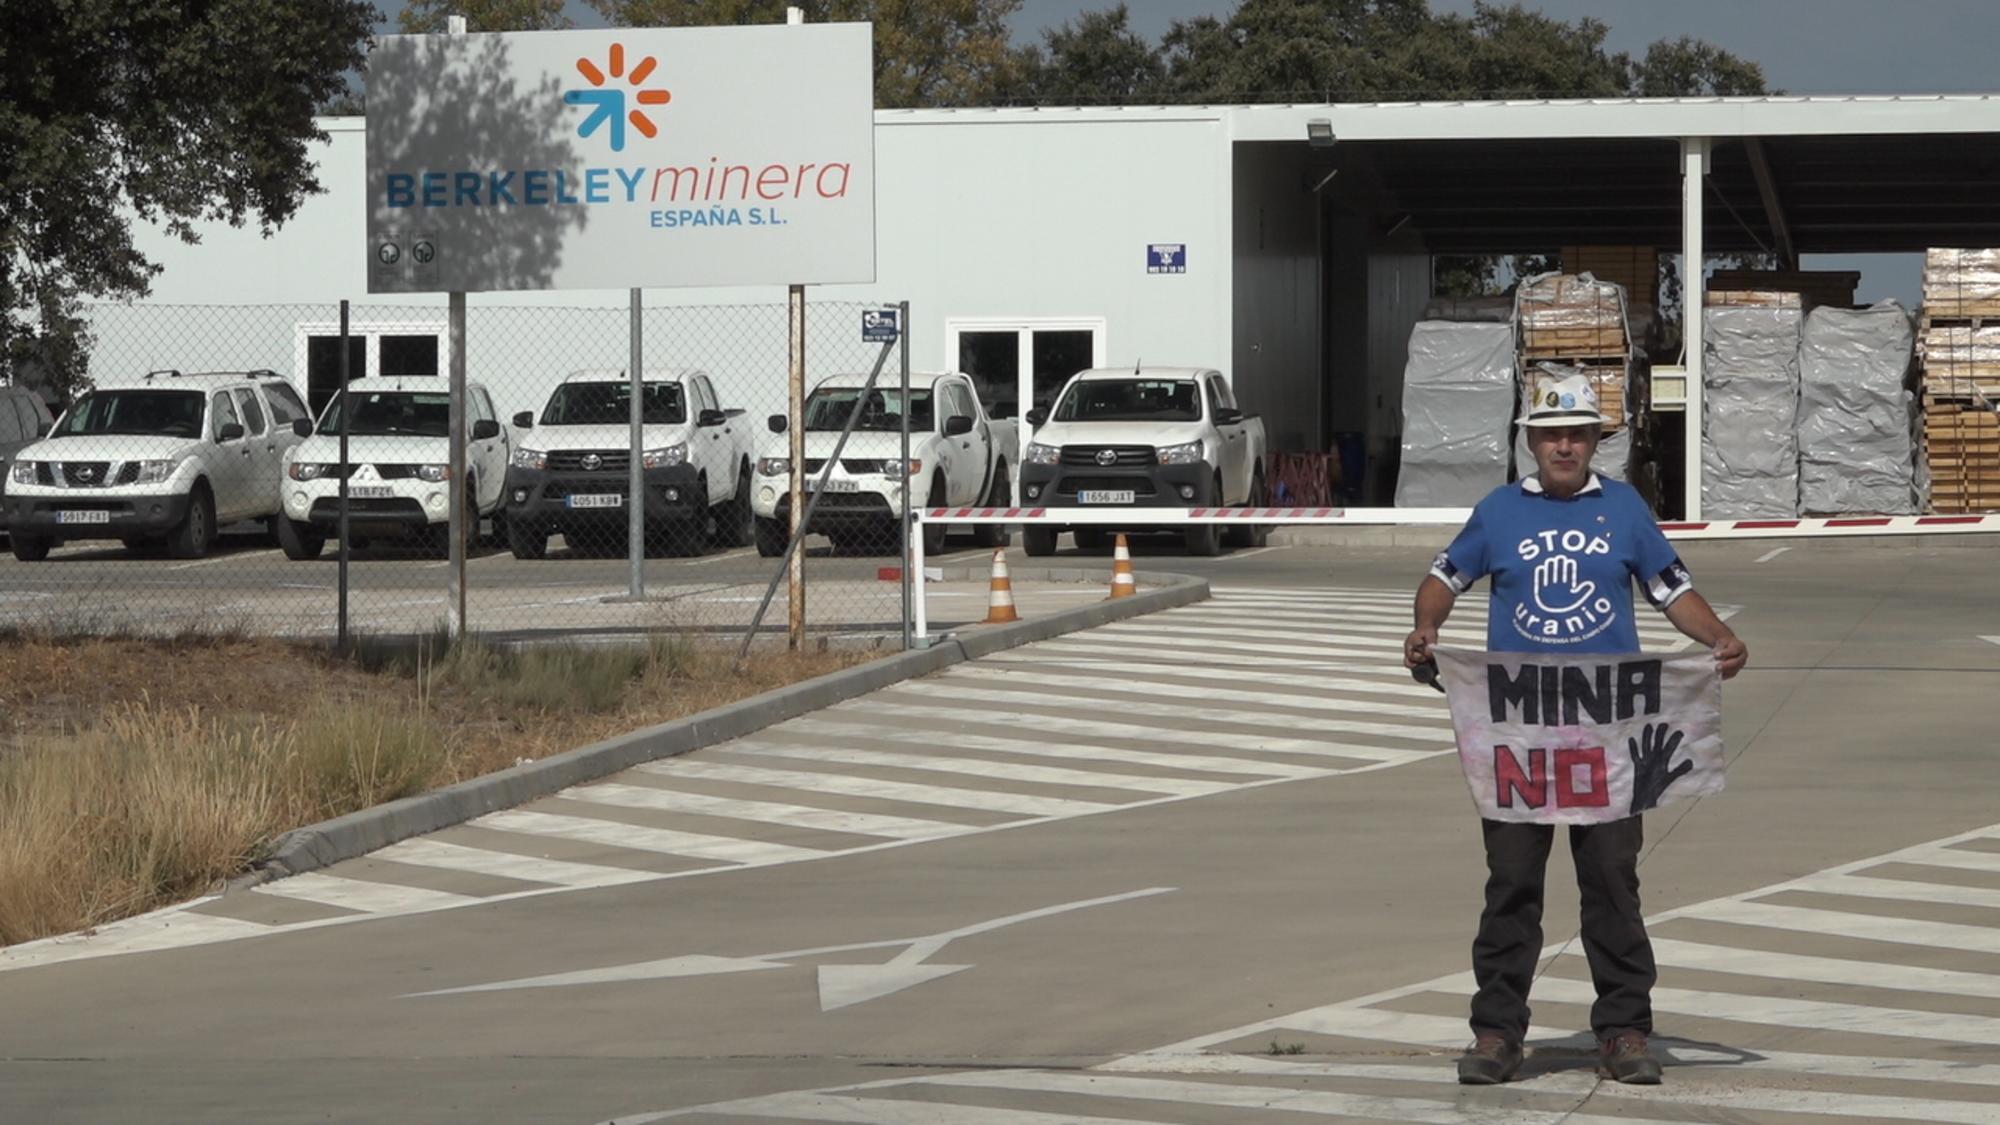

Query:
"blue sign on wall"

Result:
[[861, 307, 900, 342], [1147, 243, 1187, 274]]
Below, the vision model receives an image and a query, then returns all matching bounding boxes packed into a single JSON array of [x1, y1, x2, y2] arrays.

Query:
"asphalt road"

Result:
[[4, 537, 2000, 1123]]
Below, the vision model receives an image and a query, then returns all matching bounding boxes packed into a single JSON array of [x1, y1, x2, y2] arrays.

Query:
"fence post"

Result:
[[337, 298, 351, 653], [899, 301, 912, 650], [628, 287, 645, 599], [787, 283, 806, 648]]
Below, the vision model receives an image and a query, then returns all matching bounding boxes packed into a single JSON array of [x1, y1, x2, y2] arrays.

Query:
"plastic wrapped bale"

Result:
[[1798, 303, 1919, 515], [1702, 307, 1803, 518], [1394, 321, 1515, 506]]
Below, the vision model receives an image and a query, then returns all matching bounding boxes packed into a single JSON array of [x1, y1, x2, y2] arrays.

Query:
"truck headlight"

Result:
[[416, 464, 450, 483], [134, 459, 180, 484], [511, 447, 547, 470], [757, 456, 789, 477], [288, 462, 325, 482], [1156, 441, 1204, 465], [11, 461, 37, 484], [1025, 442, 1059, 465], [642, 443, 687, 469], [879, 459, 922, 479]]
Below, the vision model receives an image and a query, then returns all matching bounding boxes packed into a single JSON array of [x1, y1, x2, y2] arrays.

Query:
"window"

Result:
[[803, 387, 932, 433], [211, 391, 242, 440], [263, 382, 309, 426], [306, 335, 367, 417], [946, 384, 976, 424], [1053, 380, 1200, 423], [54, 390, 205, 439], [539, 382, 686, 426], [691, 376, 715, 416], [380, 334, 440, 379], [472, 387, 494, 424], [234, 389, 267, 436], [1204, 379, 1227, 420]]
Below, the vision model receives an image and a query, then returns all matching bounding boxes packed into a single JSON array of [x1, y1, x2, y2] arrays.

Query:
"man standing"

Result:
[[1402, 371, 1747, 1086]]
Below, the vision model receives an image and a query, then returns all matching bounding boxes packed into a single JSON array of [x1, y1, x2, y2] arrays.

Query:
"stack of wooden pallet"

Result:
[[1921, 249, 2000, 512], [1561, 245, 1658, 324], [1516, 273, 1633, 429], [1706, 270, 1859, 312]]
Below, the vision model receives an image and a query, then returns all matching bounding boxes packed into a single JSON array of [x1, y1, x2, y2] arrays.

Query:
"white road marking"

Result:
[[635, 758, 1117, 817], [168, 548, 281, 571], [683, 1092, 1172, 1124], [729, 743, 1242, 798], [1681, 898, 2000, 955], [973, 653, 1452, 713], [1755, 545, 1793, 563], [0, 900, 273, 970], [1529, 973, 2000, 1047], [1224, 545, 1286, 561], [472, 809, 827, 865], [1640, 935, 2000, 999], [1981, 635, 2000, 647], [370, 838, 659, 889], [1899, 844, 2000, 873], [559, 783, 970, 841], [792, 713, 1327, 778], [254, 872, 484, 914], [1785, 870, 2000, 910]]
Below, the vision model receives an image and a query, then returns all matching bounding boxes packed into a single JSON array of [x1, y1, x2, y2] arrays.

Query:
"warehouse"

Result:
[[92, 94, 2000, 522]]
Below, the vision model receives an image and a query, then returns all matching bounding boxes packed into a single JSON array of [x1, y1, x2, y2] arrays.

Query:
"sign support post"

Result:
[[629, 287, 645, 599], [788, 283, 806, 649]]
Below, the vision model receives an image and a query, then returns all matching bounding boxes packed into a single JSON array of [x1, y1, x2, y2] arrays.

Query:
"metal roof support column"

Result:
[[1745, 138, 1798, 270], [1682, 137, 1710, 521]]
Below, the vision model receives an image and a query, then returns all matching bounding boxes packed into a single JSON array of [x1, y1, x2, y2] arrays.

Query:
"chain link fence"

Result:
[[0, 297, 1014, 647]]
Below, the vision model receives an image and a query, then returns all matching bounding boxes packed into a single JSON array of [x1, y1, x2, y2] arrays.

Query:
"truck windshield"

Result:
[[318, 391, 451, 437], [54, 390, 205, 439], [803, 388, 933, 432], [540, 382, 686, 425], [1053, 380, 1200, 423]]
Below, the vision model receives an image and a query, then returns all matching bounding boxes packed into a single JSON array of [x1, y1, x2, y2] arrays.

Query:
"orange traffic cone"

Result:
[[1108, 533, 1136, 599], [983, 548, 1020, 623]]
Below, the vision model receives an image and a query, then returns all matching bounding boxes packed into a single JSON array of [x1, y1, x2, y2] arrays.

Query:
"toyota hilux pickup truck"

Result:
[[501, 369, 752, 558], [6, 369, 311, 560], [751, 371, 1016, 556], [277, 377, 510, 558], [1020, 365, 1268, 557]]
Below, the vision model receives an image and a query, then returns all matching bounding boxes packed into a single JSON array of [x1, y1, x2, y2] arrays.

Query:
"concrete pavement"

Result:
[[3, 538, 1999, 1123]]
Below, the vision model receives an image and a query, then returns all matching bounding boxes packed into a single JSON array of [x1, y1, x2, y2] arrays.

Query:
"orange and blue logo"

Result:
[[565, 44, 671, 152]]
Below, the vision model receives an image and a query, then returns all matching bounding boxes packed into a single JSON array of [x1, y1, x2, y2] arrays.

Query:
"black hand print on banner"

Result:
[[1628, 722, 1693, 814]]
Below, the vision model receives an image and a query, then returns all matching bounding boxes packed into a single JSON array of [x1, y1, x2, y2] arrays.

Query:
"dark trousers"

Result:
[[1470, 816, 1655, 1044]]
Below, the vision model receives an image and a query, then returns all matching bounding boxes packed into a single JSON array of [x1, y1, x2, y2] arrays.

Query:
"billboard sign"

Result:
[[366, 25, 876, 293]]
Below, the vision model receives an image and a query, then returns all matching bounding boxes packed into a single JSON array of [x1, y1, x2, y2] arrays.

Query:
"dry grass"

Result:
[[0, 631, 870, 946]]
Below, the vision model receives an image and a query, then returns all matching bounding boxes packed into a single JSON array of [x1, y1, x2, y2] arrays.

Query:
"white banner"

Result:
[[1435, 647, 1725, 825]]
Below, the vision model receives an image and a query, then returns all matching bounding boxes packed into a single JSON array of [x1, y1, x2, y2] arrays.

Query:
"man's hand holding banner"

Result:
[[1434, 648, 1725, 825]]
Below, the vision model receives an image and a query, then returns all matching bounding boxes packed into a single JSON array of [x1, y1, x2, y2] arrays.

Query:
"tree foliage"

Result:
[[1007, 4, 1164, 105], [587, 0, 1021, 109], [0, 0, 375, 400]]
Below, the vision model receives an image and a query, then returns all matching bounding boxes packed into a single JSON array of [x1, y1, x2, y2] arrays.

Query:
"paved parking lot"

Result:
[[3, 536, 2000, 1122]]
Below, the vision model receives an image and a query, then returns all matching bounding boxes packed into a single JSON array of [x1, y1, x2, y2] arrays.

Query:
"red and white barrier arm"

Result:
[[919, 507, 2000, 537], [917, 506, 1351, 525], [1658, 514, 2000, 540]]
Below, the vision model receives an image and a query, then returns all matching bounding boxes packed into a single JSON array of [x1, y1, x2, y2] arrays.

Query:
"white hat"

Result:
[[1516, 370, 1610, 428]]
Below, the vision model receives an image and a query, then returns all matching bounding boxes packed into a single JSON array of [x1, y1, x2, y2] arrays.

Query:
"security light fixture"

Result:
[[1306, 119, 1335, 147]]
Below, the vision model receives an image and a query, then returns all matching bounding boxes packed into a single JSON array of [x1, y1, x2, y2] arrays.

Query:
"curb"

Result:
[[245, 570, 1209, 886]]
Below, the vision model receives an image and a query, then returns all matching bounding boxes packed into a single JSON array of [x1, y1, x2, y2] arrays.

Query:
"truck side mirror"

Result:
[[472, 419, 501, 440], [1025, 407, 1048, 428], [698, 408, 728, 427], [767, 414, 788, 434], [292, 418, 312, 438], [1214, 407, 1243, 426], [943, 415, 973, 437], [512, 411, 534, 429], [218, 423, 245, 442]]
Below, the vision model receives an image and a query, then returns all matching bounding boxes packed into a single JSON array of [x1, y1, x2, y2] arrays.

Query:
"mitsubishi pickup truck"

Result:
[[501, 369, 753, 558], [1019, 365, 1268, 557], [751, 371, 1016, 556]]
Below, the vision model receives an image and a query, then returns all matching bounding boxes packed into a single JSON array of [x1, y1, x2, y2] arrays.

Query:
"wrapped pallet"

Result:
[[1923, 248, 2000, 318], [1395, 321, 1515, 506], [1798, 302, 1920, 515], [1701, 307, 1803, 519]]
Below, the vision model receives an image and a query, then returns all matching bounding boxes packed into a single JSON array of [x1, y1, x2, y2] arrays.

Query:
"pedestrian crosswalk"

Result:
[[0, 585, 1700, 970], [624, 822, 2000, 1125]]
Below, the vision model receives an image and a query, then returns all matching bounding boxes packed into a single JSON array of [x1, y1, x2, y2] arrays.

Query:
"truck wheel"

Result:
[[712, 463, 754, 548], [754, 516, 787, 558], [508, 518, 549, 560], [973, 462, 1010, 548], [922, 476, 948, 556], [1022, 526, 1058, 557], [10, 533, 52, 562], [276, 513, 326, 561], [1074, 529, 1111, 551], [1224, 469, 1270, 549], [430, 487, 479, 558], [165, 485, 215, 560]]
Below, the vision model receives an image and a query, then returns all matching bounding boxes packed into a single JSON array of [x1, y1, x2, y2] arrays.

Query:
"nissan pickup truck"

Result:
[[1019, 365, 1268, 557]]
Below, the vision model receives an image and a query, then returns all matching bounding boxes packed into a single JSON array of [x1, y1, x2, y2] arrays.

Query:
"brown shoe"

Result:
[[1457, 1033, 1523, 1085], [1599, 1030, 1663, 1084]]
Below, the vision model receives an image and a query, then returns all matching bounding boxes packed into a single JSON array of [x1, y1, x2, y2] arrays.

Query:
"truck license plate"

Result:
[[1077, 490, 1135, 504], [566, 494, 622, 509], [809, 479, 859, 493], [56, 510, 111, 524], [349, 485, 394, 499]]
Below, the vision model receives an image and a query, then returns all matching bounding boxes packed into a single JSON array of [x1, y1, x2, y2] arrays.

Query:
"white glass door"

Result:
[[945, 318, 1106, 505]]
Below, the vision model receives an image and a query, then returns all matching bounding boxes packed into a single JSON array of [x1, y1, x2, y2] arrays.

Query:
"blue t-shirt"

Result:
[[1429, 475, 1692, 654]]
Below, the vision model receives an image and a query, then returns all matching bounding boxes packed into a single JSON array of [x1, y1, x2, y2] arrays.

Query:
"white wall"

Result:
[[104, 112, 1234, 424]]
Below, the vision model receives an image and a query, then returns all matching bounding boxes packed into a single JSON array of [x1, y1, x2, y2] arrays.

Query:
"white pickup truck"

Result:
[[1020, 366, 1269, 557], [501, 369, 753, 558], [751, 371, 1017, 556]]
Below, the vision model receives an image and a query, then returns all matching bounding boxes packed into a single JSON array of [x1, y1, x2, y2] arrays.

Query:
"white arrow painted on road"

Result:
[[408, 887, 1175, 1009], [1981, 636, 2000, 647]]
